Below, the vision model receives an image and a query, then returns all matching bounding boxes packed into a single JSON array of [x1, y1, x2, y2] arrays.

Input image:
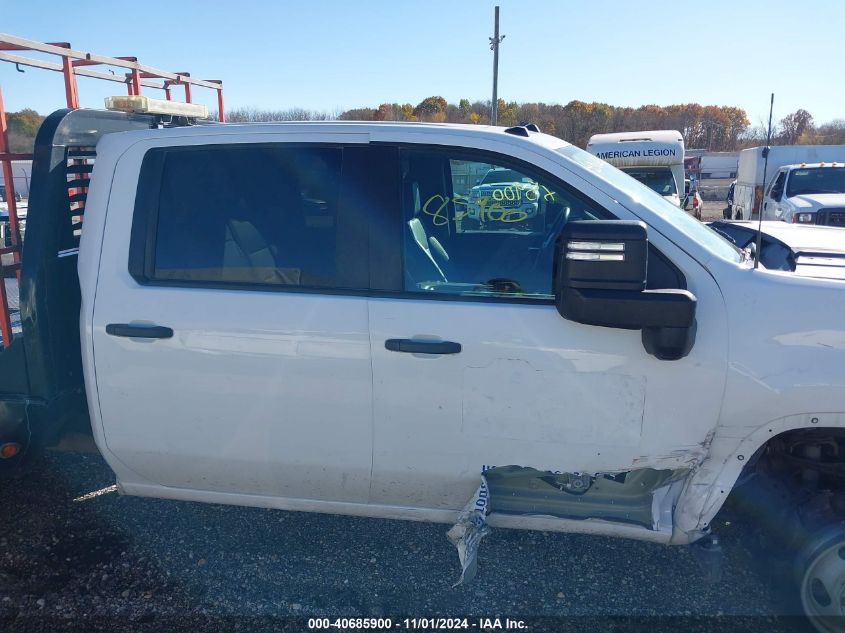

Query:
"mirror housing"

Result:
[[555, 221, 697, 360]]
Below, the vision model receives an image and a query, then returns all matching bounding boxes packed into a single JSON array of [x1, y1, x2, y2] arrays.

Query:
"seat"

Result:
[[222, 163, 304, 285]]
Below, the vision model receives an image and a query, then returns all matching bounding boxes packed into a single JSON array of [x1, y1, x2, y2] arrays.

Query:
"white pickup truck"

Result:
[[763, 163, 845, 225], [733, 144, 845, 221], [2, 103, 845, 629]]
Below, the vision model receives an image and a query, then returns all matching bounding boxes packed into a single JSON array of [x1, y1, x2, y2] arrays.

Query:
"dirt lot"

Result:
[[700, 200, 730, 222], [0, 451, 819, 632]]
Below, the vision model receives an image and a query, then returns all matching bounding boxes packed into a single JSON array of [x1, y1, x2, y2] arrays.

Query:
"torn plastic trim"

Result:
[[446, 473, 491, 587]]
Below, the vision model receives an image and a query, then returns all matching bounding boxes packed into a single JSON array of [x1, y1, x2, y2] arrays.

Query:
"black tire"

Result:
[[794, 524, 845, 632]]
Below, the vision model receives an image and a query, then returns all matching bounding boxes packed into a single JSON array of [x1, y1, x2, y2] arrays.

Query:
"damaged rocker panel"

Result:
[[447, 465, 688, 585], [483, 466, 688, 529]]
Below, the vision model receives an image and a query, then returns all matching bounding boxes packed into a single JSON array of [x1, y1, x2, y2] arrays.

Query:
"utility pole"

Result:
[[489, 6, 505, 126]]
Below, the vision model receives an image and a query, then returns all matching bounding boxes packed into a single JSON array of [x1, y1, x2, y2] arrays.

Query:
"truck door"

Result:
[[367, 146, 728, 513], [764, 169, 787, 220], [91, 140, 383, 504]]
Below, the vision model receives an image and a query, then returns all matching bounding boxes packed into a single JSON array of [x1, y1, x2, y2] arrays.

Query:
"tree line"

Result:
[[6, 102, 845, 154]]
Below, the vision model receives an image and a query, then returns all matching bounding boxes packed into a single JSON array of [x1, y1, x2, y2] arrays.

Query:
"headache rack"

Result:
[[0, 32, 225, 348], [0, 35, 225, 461]]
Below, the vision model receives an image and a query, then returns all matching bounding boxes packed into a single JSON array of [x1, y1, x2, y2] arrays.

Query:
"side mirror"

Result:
[[554, 221, 697, 360]]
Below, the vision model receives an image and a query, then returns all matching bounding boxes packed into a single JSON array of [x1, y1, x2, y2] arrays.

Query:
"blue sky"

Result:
[[2, 0, 843, 129]]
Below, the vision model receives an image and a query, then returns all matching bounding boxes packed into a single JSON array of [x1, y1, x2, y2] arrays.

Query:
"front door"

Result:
[[764, 170, 787, 220], [367, 146, 727, 512]]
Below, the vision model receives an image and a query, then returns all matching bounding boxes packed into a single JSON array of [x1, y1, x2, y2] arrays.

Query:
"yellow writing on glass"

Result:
[[491, 186, 519, 202], [421, 192, 537, 226], [421, 194, 450, 226]]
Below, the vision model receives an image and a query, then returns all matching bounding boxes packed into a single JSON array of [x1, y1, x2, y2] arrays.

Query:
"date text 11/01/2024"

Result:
[[307, 617, 528, 630]]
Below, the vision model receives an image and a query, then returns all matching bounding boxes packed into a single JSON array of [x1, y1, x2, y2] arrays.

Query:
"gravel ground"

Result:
[[0, 452, 819, 632], [701, 201, 730, 222]]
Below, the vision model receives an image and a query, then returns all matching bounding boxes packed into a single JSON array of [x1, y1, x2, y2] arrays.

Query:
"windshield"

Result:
[[623, 167, 677, 197], [556, 144, 742, 263], [479, 169, 524, 185], [786, 167, 845, 197]]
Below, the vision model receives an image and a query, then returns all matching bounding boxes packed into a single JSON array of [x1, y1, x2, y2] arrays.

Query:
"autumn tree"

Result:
[[373, 103, 396, 121], [6, 109, 45, 153], [413, 96, 447, 120], [331, 100, 755, 150], [779, 109, 814, 144], [810, 119, 845, 144], [338, 107, 377, 121]]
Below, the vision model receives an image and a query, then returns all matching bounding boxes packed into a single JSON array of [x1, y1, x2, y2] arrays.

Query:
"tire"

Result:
[[794, 525, 845, 633]]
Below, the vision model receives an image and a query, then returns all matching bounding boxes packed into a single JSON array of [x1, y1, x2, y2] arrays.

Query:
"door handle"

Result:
[[106, 323, 173, 339], [385, 338, 461, 355]]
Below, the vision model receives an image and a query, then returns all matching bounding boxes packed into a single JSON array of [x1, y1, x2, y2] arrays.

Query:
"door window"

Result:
[[400, 149, 610, 300], [139, 145, 359, 289], [768, 171, 786, 200]]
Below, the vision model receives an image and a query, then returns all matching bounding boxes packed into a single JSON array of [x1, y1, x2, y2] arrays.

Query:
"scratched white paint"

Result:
[[462, 361, 645, 445]]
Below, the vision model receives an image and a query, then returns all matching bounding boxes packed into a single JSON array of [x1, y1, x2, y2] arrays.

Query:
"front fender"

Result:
[[673, 411, 845, 539]]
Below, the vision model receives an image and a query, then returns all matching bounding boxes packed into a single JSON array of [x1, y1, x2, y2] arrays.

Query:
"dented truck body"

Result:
[[4, 110, 845, 568]]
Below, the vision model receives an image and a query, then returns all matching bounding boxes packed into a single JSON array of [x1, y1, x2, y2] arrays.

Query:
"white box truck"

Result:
[[587, 130, 685, 207], [732, 145, 845, 220]]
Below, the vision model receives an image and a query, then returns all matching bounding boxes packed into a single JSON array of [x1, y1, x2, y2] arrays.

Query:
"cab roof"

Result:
[[780, 162, 845, 170]]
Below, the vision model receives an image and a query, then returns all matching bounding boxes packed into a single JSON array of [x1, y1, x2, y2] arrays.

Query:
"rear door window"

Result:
[[153, 145, 341, 287], [132, 144, 380, 291]]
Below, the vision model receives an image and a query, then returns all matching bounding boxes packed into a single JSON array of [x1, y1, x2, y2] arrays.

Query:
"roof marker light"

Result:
[[105, 95, 208, 119]]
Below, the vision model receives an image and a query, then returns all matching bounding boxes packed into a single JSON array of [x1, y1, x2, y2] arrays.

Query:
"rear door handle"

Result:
[[385, 338, 461, 355], [106, 323, 173, 339]]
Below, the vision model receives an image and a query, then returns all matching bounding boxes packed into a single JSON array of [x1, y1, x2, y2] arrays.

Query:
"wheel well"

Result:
[[722, 427, 845, 549]]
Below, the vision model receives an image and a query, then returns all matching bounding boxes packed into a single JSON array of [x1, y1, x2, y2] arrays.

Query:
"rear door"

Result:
[[92, 138, 389, 503]]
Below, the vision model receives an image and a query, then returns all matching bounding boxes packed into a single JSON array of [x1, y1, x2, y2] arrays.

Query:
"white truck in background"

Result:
[[587, 130, 685, 207], [732, 145, 845, 221], [761, 163, 845, 226]]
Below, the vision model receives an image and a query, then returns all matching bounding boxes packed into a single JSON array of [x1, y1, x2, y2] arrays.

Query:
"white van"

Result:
[[587, 130, 685, 207]]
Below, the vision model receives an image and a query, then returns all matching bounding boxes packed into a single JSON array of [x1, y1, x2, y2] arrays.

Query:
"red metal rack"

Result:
[[0, 33, 224, 347]]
